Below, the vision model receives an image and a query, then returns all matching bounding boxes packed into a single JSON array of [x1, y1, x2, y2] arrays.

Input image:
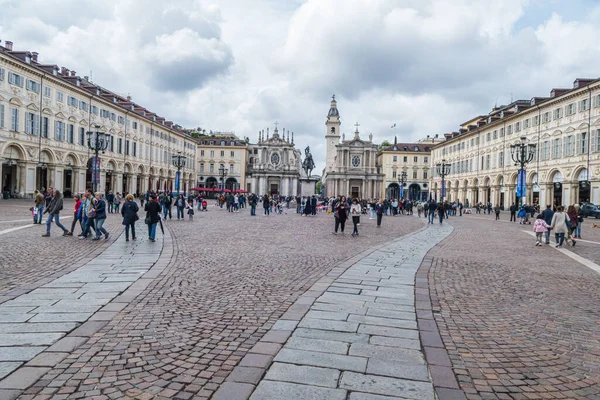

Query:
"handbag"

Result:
[[145, 217, 151, 225], [134, 213, 140, 221], [89, 209, 97, 218]]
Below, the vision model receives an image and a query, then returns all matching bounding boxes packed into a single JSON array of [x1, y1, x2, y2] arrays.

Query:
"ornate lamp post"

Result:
[[86, 130, 109, 194], [219, 164, 227, 193], [435, 159, 451, 204], [510, 136, 536, 207], [398, 171, 407, 199], [171, 151, 187, 194]]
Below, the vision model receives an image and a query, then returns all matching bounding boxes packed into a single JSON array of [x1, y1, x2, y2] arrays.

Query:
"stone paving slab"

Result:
[[0, 223, 163, 392], [245, 222, 453, 399]]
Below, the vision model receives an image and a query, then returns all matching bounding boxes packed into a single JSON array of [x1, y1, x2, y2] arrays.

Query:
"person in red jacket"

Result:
[[67, 194, 83, 236]]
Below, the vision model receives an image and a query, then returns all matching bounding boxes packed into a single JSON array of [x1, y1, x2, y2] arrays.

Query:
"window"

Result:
[[67, 96, 78, 107], [132, 121, 138, 129], [533, 115, 540, 126], [0, 67, 4, 81], [554, 108, 562, 120], [541, 141, 549, 160], [110, 113, 116, 122], [210, 163, 215, 173], [541, 112, 550, 123], [230, 151, 235, 157], [200, 150, 205, 156], [392, 170, 397, 178], [351, 156, 361, 167], [54, 121, 65, 141], [486, 132, 491, 141], [200, 163, 205, 172], [524, 119, 530, 129], [580, 98, 590, 112], [577, 132, 587, 155], [412, 156, 417, 163], [8, 72, 24, 87], [423, 171, 428, 179], [56, 91, 64, 102], [125, 140, 130, 156], [393, 156, 397, 162], [498, 151, 504, 167], [594, 130, 600, 152], [41, 117, 49, 138], [403, 156, 407, 162], [220, 140, 225, 146], [117, 138, 122, 154], [78, 127, 85, 145], [79, 101, 89, 112], [0, 105, 4, 128], [507, 125, 513, 135], [109, 136, 114, 152], [493, 130, 498, 140], [132, 142, 137, 157], [92, 106, 98, 115], [100, 109, 110, 118], [564, 135, 574, 156], [566, 103, 576, 115], [26, 79, 40, 93], [210, 150, 214, 157], [25, 112, 39, 135], [44, 87, 51, 97], [118, 116, 125, 124], [424, 156, 428, 164], [412, 170, 417, 179], [515, 122, 521, 132], [485, 155, 490, 170], [220, 150, 225, 157], [229, 164, 234, 173], [10, 108, 19, 131], [552, 138, 561, 158], [67, 124, 74, 143]]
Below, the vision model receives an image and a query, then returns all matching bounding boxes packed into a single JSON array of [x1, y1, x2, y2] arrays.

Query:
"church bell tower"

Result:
[[325, 95, 341, 174]]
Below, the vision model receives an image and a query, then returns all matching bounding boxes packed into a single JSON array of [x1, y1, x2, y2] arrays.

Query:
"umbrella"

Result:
[[158, 218, 164, 234]]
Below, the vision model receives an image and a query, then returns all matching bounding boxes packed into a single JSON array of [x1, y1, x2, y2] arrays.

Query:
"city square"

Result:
[[2, 0, 600, 399]]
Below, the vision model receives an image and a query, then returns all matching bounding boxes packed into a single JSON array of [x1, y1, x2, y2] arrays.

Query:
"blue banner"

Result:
[[399, 185, 404, 199], [441, 182, 446, 198], [516, 169, 526, 197], [175, 171, 180, 191], [92, 157, 101, 185]]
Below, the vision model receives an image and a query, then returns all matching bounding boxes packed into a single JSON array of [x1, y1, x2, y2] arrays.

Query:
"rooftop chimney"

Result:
[[5, 41, 13, 51], [84, 76, 89, 81], [31, 52, 38, 62]]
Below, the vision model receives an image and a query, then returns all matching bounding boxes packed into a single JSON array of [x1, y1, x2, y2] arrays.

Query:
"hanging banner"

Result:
[[441, 182, 446, 198], [91, 157, 101, 185], [516, 169, 526, 197], [399, 185, 404, 199], [175, 171, 180, 191]]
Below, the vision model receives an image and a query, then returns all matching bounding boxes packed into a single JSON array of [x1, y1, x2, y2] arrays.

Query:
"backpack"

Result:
[[423, 203, 429, 211]]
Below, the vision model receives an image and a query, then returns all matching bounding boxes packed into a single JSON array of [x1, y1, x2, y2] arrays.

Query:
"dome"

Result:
[[328, 107, 339, 117]]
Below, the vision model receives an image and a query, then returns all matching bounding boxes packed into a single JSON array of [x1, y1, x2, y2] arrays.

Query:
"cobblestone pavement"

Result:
[[0, 199, 130, 297], [427, 213, 600, 400], [8, 205, 424, 399], [247, 222, 453, 400]]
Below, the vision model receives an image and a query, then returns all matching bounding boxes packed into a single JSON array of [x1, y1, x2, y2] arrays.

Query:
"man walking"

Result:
[[541, 205, 555, 244], [42, 189, 70, 237], [428, 200, 437, 224], [509, 203, 517, 222]]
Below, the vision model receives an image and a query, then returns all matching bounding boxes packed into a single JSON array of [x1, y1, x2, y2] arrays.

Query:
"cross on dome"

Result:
[[354, 122, 360, 132]]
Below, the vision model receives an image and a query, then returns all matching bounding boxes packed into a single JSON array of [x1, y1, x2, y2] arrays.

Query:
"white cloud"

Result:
[[1, 0, 599, 173]]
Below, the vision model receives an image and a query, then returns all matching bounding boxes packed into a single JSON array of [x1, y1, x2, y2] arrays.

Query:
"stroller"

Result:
[[202, 200, 208, 211]]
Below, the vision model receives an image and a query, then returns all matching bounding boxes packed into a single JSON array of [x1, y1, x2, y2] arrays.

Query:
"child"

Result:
[[350, 198, 362, 237], [186, 200, 194, 221], [202, 200, 208, 211], [533, 214, 549, 246]]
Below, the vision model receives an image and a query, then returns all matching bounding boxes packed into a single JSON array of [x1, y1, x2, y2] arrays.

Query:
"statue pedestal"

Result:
[[299, 177, 318, 197]]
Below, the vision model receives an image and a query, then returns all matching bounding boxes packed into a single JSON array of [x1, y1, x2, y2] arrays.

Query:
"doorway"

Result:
[[63, 169, 73, 197], [408, 184, 420, 201], [553, 182, 563, 207]]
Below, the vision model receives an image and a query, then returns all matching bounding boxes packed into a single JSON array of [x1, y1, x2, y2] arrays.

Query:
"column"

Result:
[[78, 169, 86, 194], [116, 174, 123, 194], [281, 177, 287, 196], [17, 161, 27, 198], [131, 174, 137, 195], [48, 166, 56, 189]]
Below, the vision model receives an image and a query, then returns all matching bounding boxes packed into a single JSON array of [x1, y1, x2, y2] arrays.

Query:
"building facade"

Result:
[[246, 126, 301, 196], [429, 78, 600, 207], [0, 41, 196, 198], [377, 138, 432, 201], [194, 133, 249, 192]]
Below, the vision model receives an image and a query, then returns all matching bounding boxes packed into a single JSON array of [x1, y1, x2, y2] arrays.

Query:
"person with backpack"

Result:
[[42, 189, 70, 237], [176, 194, 185, 220], [92, 193, 109, 240]]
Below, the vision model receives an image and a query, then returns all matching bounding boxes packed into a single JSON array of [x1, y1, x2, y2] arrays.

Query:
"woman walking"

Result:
[[42, 189, 70, 237], [263, 194, 270, 216], [350, 198, 361, 237], [566, 205, 579, 245], [333, 196, 349, 234], [68, 194, 83, 236], [550, 206, 572, 248], [121, 194, 139, 241], [145, 194, 161, 242], [375, 199, 384, 227], [92, 193, 109, 240], [437, 202, 445, 224]]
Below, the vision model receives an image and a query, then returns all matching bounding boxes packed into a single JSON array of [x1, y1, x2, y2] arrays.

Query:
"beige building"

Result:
[[377, 138, 433, 200], [322, 97, 384, 198], [430, 78, 600, 207], [0, 40, 196, 198], [194, 133, 249, 192]]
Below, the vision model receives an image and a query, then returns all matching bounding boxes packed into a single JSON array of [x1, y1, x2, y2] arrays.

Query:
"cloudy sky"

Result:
[[1, 0, 600, 171]]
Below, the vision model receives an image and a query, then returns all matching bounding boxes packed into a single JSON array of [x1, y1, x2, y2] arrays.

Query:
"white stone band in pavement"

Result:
[[250, 223, 453, 400], [0, 224, 162, 385]]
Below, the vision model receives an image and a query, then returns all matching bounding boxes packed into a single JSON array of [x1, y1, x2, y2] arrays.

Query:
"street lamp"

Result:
[[510, 136, 536, 207], [219, 164, 227, 192], [398, 171, 407, 199], [435, 159, 451, 204], [86, 130, 109, 194], [171, 151, 187, 193]]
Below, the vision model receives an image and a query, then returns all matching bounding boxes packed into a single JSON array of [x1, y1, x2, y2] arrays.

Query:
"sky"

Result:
[[1, 0, 600, 173]]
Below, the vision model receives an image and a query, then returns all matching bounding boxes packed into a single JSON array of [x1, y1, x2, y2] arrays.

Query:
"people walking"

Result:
[[249, 193, 257, 216], [92, 193, 109, 241], [533, 215, 550, 246], [574, 204, 583, 239], [375, 199, 384, 227], [176, 195, 185, 220], [33, 190, 44, 224], [106, 190, 115, 213], [509, 203, 517, 222], [494, 204, 501, 220], [566, 205, 579, 246], [121, 194, 139, 241], [428, 200, 437, 224], [113, 192, 122, 213], [68, 194, 83, 236], [263, 194, 270, 216], [145, 195, 161, 242], [540, 204, 554, 244], [550, 206, 571, 248], [350, 198, 361, 236], [333, 196, 349, 234], [42, 189, 70, 237], [437, 202, 445, 224]]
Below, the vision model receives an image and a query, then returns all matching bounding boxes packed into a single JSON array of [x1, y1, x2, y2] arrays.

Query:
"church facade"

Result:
[[322, 97, 384, 199], [246, 125, 302, 196]]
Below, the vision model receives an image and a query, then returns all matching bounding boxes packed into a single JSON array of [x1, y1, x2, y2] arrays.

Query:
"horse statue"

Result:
[[302, 146, 315, 177]]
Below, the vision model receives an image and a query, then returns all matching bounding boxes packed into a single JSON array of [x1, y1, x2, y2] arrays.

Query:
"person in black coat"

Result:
[[144, 195, 161, 242], [311, 196, 318, 216], [121, 194, 139, 241], [263, 194, 270, 216]]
